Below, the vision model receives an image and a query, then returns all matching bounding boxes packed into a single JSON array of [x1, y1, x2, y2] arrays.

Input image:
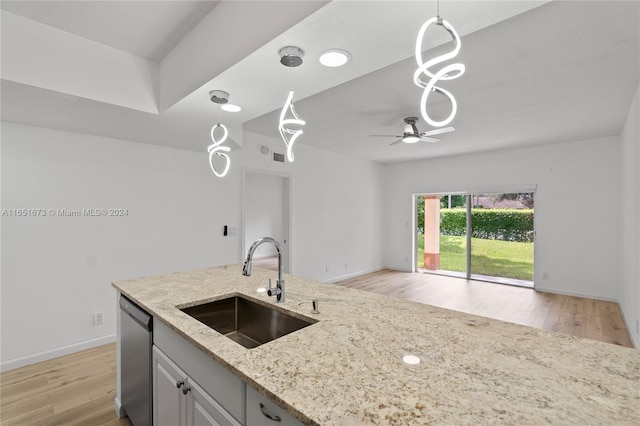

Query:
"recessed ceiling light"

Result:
[[221, 104, 242, 112], [319, 49, 351, 67]]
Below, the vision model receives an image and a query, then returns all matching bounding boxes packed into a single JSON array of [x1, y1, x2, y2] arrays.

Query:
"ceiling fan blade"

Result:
[[420, 137, 441, 143], [389, 139, 404, 146], [421, 126, 455, 137], [370, 134, 402, 138]]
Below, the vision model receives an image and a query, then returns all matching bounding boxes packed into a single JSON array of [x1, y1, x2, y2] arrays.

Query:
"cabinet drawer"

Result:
[[154, 320, 244, 423], [245, 385, 304, 426]]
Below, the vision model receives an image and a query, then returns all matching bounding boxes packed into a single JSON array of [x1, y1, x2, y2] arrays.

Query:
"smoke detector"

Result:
[[209, 90, 230, 104], [279, 46, 304, 67]]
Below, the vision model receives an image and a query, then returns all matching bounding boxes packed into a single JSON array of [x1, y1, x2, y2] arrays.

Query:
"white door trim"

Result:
[[241, 168, 293, 274]]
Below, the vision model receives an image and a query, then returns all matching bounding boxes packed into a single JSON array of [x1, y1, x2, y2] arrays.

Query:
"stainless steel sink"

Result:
[[180, 296, 316, 349]]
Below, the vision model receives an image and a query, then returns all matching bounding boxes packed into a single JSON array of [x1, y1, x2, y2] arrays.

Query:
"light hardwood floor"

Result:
[[251, 256, 278, 271], [1, 269, 633, 425], [1, 343, 131, 426], [337, 269, 634, 348]]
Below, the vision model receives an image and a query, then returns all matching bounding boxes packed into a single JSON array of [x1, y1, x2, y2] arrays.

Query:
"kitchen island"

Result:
[[113, 264, 639, 425]]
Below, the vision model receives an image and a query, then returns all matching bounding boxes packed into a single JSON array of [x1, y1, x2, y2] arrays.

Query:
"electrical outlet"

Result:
[[345, 263, 348, 269], [636, 320, 639, 335], [93, 312, 104, 326], [325, 265, 329, 272], [543, 273, 550, 280]]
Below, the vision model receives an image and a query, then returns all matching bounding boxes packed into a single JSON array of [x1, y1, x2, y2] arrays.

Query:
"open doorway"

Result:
[[242, 170, 292, 273], [415, 191, 534, 287]]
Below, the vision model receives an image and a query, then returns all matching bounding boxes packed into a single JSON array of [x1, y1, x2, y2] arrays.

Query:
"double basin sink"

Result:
[[180, 296, 316, 349]]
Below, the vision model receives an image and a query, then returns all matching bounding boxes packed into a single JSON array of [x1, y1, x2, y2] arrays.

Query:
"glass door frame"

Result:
[[413, 187, 536, 287], [412, 192, 468, 276]]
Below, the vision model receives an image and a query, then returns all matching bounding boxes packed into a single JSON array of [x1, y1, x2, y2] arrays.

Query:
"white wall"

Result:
[[0, 123, 384, 370], [291, 145, 385, 283], [244, 173, 285, 259], [382, 137, 621, 302], [619, 85, 640, 348], [239, 132, 385, 283]]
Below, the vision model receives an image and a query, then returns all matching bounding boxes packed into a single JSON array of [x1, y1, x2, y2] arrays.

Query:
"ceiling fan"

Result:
[[370, 117, 455, 145]]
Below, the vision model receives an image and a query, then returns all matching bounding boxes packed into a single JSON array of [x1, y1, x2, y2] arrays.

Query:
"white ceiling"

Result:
[[0, 0, 220, 62], [1, 1, 638, 163]]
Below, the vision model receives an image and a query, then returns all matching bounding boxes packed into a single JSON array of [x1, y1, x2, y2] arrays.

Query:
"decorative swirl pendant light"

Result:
[[278, 46, 305, 162], [414, 0, 465, 128], [207, 90, 232, 177]]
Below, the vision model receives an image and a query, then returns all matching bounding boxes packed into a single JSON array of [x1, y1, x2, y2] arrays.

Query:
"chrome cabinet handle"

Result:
[[176, 380, 184, 388], [182, 386, 191, 395], [259, 403, 281, 422]]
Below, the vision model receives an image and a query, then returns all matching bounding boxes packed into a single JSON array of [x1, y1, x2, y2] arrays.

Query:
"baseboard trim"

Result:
[[619, 304, 639, 349], [534, 286, 618, 303], [1, 334, 116, 372], [324, 267, 384, 284], [383, 264, 413, 273], [113, 396, 127, 419]]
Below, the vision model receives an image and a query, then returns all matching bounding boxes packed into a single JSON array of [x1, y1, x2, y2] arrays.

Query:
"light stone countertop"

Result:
[[113, 265, 640, 425]]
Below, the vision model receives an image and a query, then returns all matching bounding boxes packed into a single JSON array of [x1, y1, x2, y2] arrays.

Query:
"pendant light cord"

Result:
[[290, 65, 295, 92]]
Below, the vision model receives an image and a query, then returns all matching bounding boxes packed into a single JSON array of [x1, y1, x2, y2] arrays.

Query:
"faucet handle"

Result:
[[267, 279, 282, 297]]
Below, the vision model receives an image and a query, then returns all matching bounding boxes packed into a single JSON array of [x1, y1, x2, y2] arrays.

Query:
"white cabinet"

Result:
[[245, 385, 304, 426], [152, 320, 304, 426], [153, 346, 241, 426], [153, 346, 184, 426], [154, 321, 244, 423], [188, 378, 232, 426]]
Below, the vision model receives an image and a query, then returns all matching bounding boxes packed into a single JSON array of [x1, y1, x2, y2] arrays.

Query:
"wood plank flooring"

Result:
[[1, 343, 131, 426], [337, 269, 633, 348], [1, 269, 633, 425], [251, 256, 278, 271]]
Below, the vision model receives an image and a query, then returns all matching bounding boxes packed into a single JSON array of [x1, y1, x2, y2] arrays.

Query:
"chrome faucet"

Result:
[[242, 237, 285, 303]]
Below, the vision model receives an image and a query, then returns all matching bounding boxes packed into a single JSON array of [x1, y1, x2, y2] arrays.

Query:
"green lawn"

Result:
[[417, 234, 533, 281]]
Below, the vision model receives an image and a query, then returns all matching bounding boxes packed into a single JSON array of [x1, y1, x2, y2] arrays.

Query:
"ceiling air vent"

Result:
[[273, 152, 285, 163]]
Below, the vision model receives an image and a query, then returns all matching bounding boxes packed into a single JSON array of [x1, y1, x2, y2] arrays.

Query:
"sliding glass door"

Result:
[[416, 191, 534, 287], [470, 193, 534, 285], [417, 194, 467, 277]]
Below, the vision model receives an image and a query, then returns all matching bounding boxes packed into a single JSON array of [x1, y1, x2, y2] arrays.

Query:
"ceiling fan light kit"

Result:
[[370, 116, 455, 146], [403, 135, 421, 144], [414, 1, 465, 128], [278, 46, 306, 162]]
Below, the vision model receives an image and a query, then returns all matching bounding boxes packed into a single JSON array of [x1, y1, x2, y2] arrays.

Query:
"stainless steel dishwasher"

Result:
[[120, 295, 153, 426]]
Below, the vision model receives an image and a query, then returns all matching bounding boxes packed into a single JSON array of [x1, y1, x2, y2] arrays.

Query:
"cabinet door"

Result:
[[154, 320, 244, 421], [186, 378, 241, 426], [153, 346, 186, 426]]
